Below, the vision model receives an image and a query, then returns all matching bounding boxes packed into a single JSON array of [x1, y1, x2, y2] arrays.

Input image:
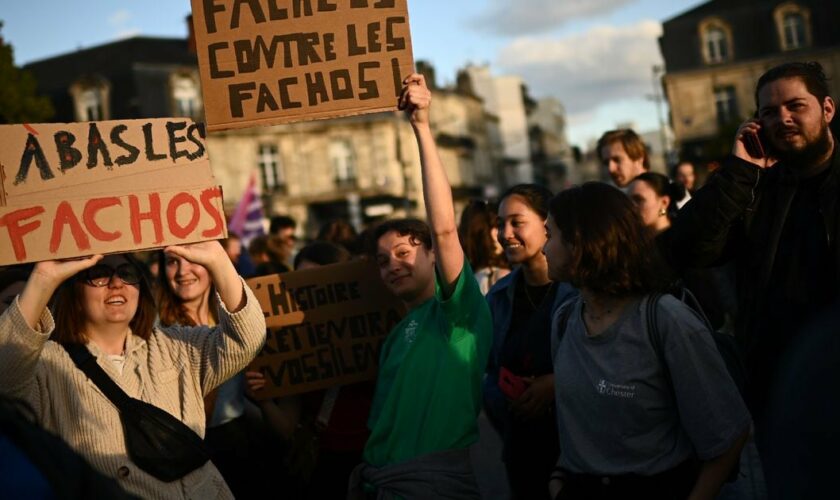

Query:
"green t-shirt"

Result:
[[363, 260, 492, 466]]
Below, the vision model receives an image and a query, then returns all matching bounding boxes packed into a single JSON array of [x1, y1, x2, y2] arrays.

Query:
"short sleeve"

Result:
[[437, 260, 484, 329], [656, 296, 751, 459]]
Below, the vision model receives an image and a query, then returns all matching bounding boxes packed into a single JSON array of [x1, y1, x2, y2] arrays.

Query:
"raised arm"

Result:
[[18, 256, 103, 330], [401, 73, 464, 292], [164, 240, 245, 313], [164, 241, 265, 392]]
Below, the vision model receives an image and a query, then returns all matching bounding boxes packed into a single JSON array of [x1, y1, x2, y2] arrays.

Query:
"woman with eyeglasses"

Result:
[[0, 242, 266, 499]]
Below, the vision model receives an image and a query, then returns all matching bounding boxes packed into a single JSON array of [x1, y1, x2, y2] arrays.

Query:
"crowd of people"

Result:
[[0, 60, 837, 500]]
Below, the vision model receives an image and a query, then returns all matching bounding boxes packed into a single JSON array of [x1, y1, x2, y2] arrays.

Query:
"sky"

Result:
[[1, 0, 705, 150]]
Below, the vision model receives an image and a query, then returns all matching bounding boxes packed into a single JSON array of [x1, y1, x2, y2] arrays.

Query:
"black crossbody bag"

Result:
[[63, 343, 211, 482]]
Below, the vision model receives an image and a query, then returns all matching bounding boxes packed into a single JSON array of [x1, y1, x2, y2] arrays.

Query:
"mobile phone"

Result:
[[499, 367, 527, 400], [743, 129, 766, 159]]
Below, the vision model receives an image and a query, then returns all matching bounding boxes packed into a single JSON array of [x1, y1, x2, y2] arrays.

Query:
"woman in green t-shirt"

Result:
[[348, 73, 492, 499]]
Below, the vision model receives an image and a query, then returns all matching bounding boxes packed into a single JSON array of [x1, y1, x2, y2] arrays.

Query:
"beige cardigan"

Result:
[[0, 279, 266, 499]]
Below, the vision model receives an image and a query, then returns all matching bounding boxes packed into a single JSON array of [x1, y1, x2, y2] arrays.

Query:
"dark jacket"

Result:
[[669, 147, 840, 411], [482, 268, 576, 433]]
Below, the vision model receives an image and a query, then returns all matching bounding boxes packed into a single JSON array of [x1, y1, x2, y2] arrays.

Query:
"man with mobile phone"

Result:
[[668, 61, 838, 464]]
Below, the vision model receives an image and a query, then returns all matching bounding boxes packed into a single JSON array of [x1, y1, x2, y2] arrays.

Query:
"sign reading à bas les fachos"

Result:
[[247, 260, 406, 398], [0, 118, 227, 265]]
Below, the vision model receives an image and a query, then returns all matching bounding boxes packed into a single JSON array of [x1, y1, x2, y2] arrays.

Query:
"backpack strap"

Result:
[[551, 298, 577, 359], [645, 293, 673, 390], [63, 343, 133, 409]]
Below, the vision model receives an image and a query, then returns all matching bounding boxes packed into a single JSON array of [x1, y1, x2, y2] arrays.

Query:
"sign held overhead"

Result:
[[0, 119, 226, 265], [190, 0, 415, 131]]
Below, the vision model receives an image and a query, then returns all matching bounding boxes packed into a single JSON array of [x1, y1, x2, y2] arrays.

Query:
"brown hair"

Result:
[[155, 251, 218, 327], [458, 199, 508, 270], [51, 255, 157, 344], [548, 182, 665, 296], [596, 129, 650, 170], [366, 218, 432, 257]]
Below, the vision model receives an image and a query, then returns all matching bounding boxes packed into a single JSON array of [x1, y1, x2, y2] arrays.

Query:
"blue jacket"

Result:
[[482, 267, 576, 433]]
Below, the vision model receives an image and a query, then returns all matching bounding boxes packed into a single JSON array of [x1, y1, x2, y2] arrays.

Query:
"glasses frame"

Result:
[[81, 263, 142, 288]]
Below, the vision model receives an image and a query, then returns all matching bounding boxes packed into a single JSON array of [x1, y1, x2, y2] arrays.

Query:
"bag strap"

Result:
[[645, 293, 673, 391], [63, 343, 133, 409]]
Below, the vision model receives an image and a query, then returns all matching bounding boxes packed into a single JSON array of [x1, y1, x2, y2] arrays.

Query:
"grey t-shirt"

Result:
[[551, 295, 750, 475]]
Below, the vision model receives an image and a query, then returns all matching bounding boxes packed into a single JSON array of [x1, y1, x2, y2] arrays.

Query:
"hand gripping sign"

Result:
[[0, 119, 227, 265]]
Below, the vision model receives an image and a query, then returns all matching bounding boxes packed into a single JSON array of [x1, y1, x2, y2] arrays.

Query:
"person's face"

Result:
[[225, 239, 242, 263], [0, 280, 26, 315], [375, 231, 435, 305], [165, 254, 211, 304], [80, 255, 140, 330], [628, 180, 669, 230], [600, 141, 646, 188], [675, 163, 696, 191], [542, 216, 571, 282], [497, 195, 547, 266], [276, 227, 297, 253], [758, 77, 835, 161]]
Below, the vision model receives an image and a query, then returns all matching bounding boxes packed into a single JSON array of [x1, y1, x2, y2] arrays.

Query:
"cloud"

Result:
[[496, 20, 663, 116], [471, 0, 634, 36], [108, 10, 132, 27]]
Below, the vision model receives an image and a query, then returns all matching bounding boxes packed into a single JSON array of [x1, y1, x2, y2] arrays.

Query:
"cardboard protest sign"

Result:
[[190, 0, 415, 131], [247, 260, 406, 398], [0, 119, 226, 265]]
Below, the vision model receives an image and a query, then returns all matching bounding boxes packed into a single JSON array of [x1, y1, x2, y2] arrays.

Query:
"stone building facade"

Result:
[[659, 0, 840, 163]]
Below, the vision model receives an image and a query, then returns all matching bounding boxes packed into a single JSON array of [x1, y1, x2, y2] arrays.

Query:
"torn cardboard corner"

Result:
[[190, 0, 415, 131], [246, 260, 406, 398], [0, 118, 228, 265]]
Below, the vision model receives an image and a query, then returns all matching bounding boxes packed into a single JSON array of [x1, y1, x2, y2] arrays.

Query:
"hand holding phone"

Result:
[[499, 367, 527, 400], [743, 129, 766, 159]]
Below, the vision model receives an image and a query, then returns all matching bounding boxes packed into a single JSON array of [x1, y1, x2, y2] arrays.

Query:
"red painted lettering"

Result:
[[129, 194, 163, 245], [50, 202, 91, 253], [166, 192, 200, 239], [200, 187, 225, 238], [83, 197, 122, 242], [0, 206, 45, 261]]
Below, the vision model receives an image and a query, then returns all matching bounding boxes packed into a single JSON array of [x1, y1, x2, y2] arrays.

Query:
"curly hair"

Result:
[[548, 182, 666, 296], [366, 218, 432, 257]]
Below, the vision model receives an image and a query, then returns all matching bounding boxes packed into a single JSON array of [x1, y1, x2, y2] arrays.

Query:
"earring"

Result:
[[658, 208, 667, 216]]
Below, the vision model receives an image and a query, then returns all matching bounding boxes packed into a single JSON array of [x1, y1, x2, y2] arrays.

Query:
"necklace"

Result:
[[523, 282, 551, 310], [582, 300, 614, 322]]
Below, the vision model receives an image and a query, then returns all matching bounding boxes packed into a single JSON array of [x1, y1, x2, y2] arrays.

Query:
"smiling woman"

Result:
[[0, 242, 266, 499]]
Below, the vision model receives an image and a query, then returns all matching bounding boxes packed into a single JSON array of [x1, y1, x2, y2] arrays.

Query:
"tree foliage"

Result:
[[0, 22, 53, 124]]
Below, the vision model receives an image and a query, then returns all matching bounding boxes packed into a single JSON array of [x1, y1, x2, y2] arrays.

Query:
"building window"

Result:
[[171, 74, 202, 119], [329, 139, 356, 188], [783, 13, 806, 49], [79, 88, 103, 121], [699, 18, 733, 65], [775, 4, 811, 51], [714, 86, 738, 125], [70, 77, 110, 122], [704, 28, 728, 63], [258, 144, 285, 193]]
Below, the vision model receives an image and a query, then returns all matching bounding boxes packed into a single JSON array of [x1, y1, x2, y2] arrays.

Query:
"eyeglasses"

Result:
[[80, 264, 142, 287]]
